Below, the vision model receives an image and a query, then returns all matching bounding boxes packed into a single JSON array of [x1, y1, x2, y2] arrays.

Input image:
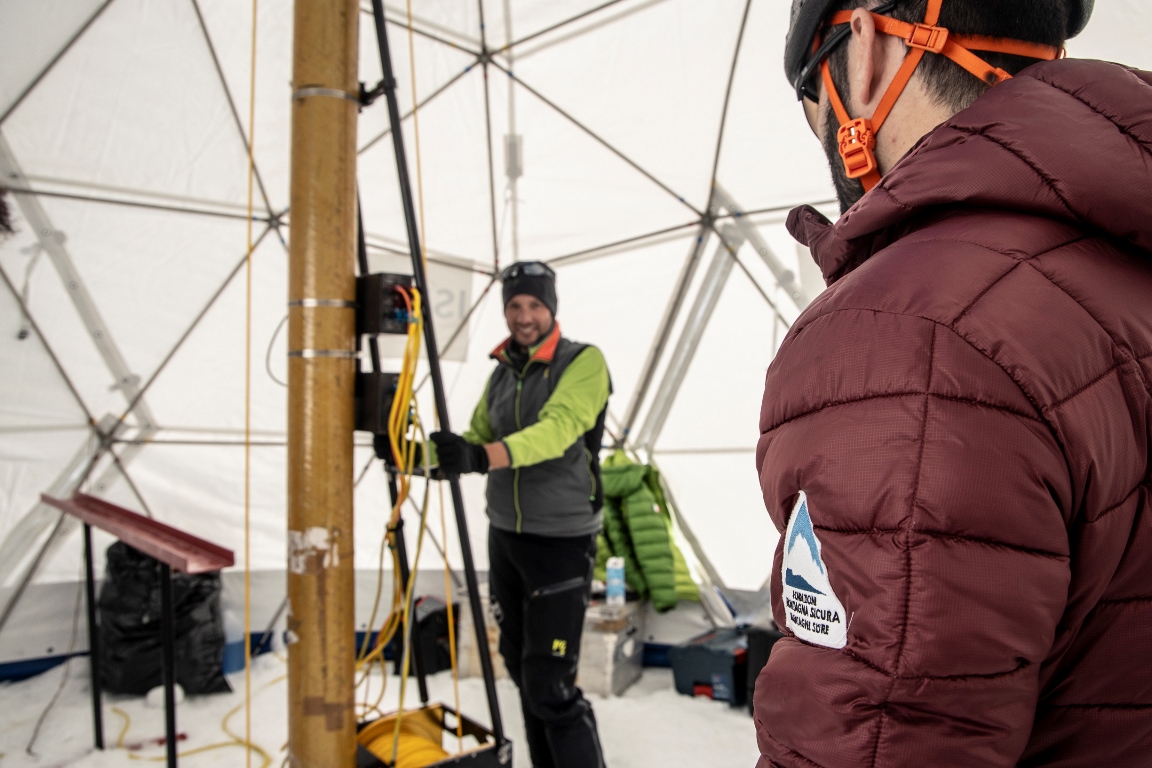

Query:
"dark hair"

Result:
[[0, 191, 11, 236], [830, 0, 1070, 113]]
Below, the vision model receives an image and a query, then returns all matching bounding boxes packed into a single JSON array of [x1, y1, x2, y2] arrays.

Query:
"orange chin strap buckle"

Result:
[[906, 22, 949, 53], [819, 0, 1060, 193], [821, 59, 882, 190], [836, 118, 878, 179]]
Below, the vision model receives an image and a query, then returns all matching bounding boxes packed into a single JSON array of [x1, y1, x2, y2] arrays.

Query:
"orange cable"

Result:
[[243, 0, 259, 765], [404, 0, 430, 284]]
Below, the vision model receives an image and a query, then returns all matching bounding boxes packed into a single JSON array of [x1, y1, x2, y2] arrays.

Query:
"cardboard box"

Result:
[[577, 600, 645, 697], [454, 585, 508, 680]]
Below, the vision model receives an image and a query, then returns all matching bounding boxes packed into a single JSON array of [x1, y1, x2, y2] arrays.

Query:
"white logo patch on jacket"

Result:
[[781, 491, 847, 649]]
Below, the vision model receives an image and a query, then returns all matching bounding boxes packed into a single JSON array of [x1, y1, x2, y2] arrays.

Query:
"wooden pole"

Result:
[[287, 0, 359, 764]]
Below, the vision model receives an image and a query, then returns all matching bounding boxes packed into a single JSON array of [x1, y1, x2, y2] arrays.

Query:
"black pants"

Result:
[[488, 527, 605, 768]]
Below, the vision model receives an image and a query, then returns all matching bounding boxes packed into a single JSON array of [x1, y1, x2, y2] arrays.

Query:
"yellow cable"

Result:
[[359, 288, 468, 762], [360, 721, 448, 768], [359, 481, 409, 679], [364, 290, 423, 724], [111, 706, 131, 748], [387, 21, 467, 736], [388, 294, 436, 763], [392, 402, 432, 764], [404, 0, 430, 283], [109, 674, 282, 768], [242, 1, 260, 766], [358, 523, 391, 662], [356, 540, 404, 720], [386, 288, 423, 529], [356, 289, 428, 742]]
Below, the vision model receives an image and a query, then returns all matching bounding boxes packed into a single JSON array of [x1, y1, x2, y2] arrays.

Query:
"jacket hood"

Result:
[[789, 59, 1152, 285], [601, 450, 649, 497]]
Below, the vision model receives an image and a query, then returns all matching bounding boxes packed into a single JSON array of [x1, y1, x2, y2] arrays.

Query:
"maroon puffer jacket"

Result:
[[755, 59, 1152, 767]]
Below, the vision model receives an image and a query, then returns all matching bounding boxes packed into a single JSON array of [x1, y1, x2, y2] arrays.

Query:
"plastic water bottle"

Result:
[[222, 608, 246, 673], [606, 557, 625, 609]]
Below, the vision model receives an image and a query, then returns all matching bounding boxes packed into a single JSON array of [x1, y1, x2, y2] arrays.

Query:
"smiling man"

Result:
[[431, 261, 610, 768], [755, 1, 1152, 766]]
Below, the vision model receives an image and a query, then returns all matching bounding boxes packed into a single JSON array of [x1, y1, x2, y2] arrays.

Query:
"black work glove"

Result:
[[430, 431, 489, 475]]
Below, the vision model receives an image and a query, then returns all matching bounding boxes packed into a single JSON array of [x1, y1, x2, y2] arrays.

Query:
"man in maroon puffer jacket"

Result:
[[755, 0, 1151, 765]]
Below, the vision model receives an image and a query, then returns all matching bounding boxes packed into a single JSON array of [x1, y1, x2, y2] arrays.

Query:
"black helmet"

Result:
[[784, 0, 1095, 92]]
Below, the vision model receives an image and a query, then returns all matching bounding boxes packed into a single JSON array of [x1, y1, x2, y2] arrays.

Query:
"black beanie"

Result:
[[502, 270, 557, 317]]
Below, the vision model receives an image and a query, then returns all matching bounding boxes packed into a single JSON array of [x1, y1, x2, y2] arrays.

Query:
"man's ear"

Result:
[[846, 7, 904, 114]]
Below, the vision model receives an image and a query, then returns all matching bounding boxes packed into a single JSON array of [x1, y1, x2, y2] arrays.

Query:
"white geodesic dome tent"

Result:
[[2, 0, 1151, 658]]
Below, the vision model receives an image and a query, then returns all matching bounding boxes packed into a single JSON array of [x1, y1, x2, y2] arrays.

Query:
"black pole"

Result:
[[83, 523, 104, 750], [356, 195, 382, 373], [159, 563, 178, 768], [387, 473, 429, 703], [369, 2, 506, 752]]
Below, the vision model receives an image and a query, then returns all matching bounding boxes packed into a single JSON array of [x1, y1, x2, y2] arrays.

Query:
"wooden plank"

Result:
[[41, 493, 233, 574]]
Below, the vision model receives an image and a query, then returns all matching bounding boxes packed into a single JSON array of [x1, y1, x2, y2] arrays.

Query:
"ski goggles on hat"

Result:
[[500, 261, 555, 282]]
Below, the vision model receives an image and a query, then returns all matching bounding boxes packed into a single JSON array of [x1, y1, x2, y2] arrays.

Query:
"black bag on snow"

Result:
[[97, 541, 231, 695]]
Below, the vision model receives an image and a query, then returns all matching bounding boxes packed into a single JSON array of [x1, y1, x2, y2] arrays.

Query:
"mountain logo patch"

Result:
[[781, 491, 847, 649]]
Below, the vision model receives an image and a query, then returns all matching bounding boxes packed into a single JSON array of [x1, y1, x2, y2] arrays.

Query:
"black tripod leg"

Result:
[[83, 524, 104, 750], [159, 563, 178, 768], [388, 472, 429, 703]]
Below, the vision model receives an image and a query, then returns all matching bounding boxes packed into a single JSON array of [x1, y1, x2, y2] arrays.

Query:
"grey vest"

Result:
[[485, 336, 607, 537]]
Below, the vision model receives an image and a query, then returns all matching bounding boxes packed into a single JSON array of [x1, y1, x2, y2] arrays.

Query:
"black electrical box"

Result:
[[355, 370, 400, 435], [411, 596, 459, 676], [357, 272, 415, 336]]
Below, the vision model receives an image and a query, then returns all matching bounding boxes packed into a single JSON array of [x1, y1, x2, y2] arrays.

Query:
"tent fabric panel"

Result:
[[653, 259, 783, 452], [511, 0, 749, 213], [713, 0, 838, 211], [139, 233, 287, 435], [656, 451, 777, 591], [5, 0, 254, 207], [0, 0, 107, 121]]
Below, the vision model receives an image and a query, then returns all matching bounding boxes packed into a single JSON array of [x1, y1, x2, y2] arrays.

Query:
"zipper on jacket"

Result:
[[514, 377, 524, 430], [530, 575, 588, 599], [513, 467, 522, 533], [583, 446, 596, 503], [514, 377, 524, 533]]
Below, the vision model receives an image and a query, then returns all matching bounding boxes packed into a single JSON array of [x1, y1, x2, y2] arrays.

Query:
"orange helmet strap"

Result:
[[821, 60, 882, 189], [819, 0, 1060, 193]]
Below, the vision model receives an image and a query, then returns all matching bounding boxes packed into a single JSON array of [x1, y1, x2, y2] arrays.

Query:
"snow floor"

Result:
[[0, 654, 760, 767]]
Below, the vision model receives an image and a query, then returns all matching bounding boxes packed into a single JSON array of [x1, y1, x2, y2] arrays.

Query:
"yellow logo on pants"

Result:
[[552, 639, 567, 657]]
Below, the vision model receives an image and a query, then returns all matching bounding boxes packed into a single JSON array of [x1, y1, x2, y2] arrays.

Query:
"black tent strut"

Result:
[[367, 0, 508, 754]]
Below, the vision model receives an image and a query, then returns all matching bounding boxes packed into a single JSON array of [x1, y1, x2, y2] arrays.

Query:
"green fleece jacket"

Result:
[[462, 344, 609, 468], [460, 326, 611, 536]]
